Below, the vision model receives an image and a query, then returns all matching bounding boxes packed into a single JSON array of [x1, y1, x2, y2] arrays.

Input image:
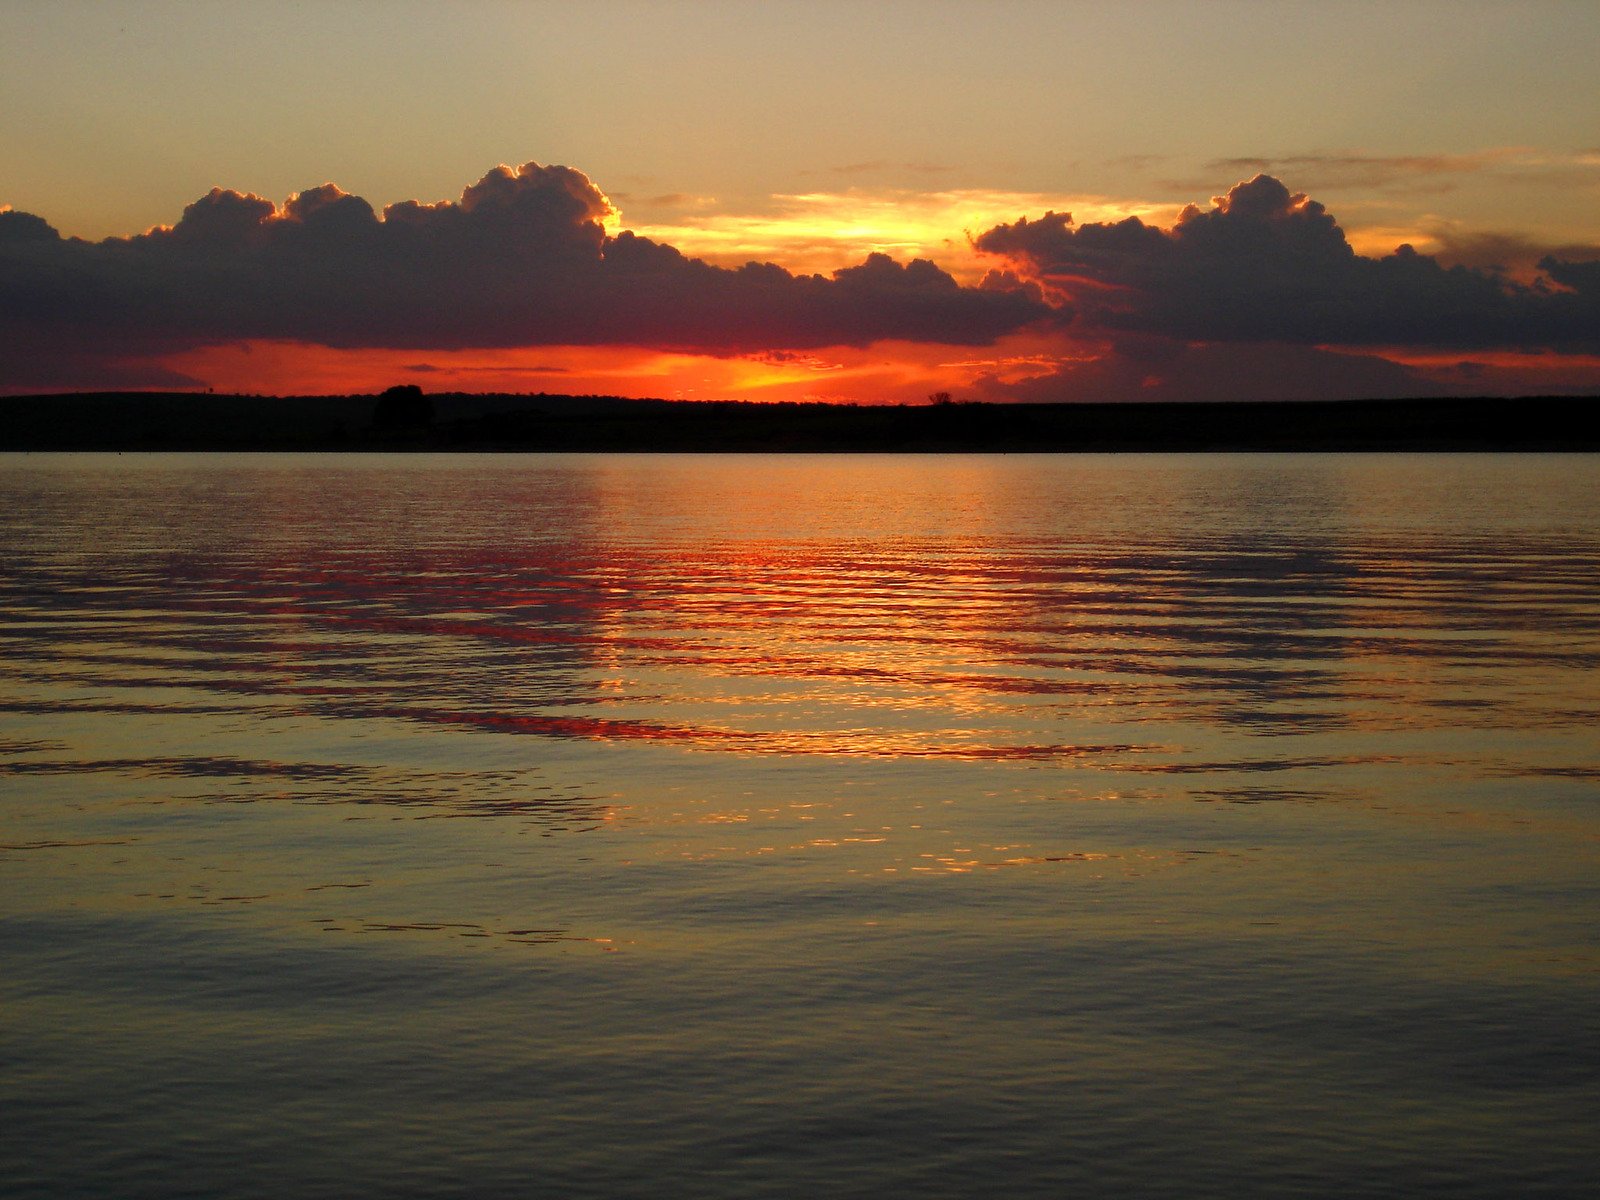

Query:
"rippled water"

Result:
[[3, 452, 1598, 1199]]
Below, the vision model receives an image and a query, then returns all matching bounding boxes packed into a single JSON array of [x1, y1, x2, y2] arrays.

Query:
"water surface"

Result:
[[3, 453, 1598, 1198]]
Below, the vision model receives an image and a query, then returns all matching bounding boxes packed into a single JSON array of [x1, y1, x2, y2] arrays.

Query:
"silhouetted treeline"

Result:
[[2, 389, 1598, 452]]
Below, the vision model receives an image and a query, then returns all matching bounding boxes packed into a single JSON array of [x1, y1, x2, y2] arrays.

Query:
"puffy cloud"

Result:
[[0, 162, 1047, 389], [0, 210, 62, 244], [974, 175, 1600, 354]]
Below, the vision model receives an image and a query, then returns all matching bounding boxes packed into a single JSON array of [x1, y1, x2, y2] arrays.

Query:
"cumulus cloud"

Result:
[[0, 162, 1047, 389], [973, 174, 1600, 354]]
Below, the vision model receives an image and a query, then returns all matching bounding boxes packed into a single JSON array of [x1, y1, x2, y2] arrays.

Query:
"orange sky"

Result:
[[163, 330, 1083, 406], [140, 172, 1597, 404], [3, 4, 1598, 401]]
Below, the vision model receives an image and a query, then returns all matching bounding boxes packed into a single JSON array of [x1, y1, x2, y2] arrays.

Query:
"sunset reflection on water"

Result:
[[2, 453, 1598, 1199]]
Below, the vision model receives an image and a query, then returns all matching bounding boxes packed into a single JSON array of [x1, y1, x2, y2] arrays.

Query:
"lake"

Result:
[[2, 452, 1597, 1198]]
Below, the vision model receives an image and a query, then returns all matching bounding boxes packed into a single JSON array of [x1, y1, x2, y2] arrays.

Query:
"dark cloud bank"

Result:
[[974, 174, 1598, 353], [0, 162, 1043, 390], [970, 174, 1598, 402], [2, 164, 1596, 395]]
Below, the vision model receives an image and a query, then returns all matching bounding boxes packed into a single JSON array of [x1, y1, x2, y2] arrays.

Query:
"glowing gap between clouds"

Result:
[[624, 189, 1191, 283]]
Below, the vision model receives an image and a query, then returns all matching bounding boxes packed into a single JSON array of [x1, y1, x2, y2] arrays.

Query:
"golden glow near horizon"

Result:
[[164, 337, 1080, 405]]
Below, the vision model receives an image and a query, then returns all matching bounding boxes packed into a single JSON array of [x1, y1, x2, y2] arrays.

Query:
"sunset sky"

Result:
[[3, 0, 1598, 402]]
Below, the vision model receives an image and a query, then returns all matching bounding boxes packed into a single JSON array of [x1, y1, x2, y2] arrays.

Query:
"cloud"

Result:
[[1422, 225, 1600, 276], [627, 187, 1185, 281], [0, 327, 204, 391], [404, 362, 571, 375], [972, 338, 1443, 405], [0, 162, 1046, 389], [1201, 150, 1526, 191], [974, 174, 1600, 354], [1192, 147, 1600, 194], [637, 193, 713, 209]]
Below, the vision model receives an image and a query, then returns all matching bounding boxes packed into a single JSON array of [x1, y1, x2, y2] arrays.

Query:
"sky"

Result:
[[3, 0, 1598, 402]]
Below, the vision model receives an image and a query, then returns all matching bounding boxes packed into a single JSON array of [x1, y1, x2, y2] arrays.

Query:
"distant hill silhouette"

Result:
[[2, 390, 1597, 452]]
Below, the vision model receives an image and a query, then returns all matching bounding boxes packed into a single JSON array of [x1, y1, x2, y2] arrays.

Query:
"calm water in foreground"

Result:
[[2, 453, 1598, 1199]]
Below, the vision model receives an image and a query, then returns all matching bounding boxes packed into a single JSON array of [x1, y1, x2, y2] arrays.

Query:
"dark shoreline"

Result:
[[4, 391, 1599, 452]]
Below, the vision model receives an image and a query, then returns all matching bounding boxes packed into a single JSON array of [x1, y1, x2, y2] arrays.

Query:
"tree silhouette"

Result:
[[372, 384, 434, 432]]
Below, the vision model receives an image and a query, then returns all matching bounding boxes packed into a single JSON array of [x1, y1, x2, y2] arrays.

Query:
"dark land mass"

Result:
[[3, 389, 1598, 452]]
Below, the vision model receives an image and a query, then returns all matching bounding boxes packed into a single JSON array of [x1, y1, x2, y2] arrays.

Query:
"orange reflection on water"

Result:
[[25, 454, 1596, 784]]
